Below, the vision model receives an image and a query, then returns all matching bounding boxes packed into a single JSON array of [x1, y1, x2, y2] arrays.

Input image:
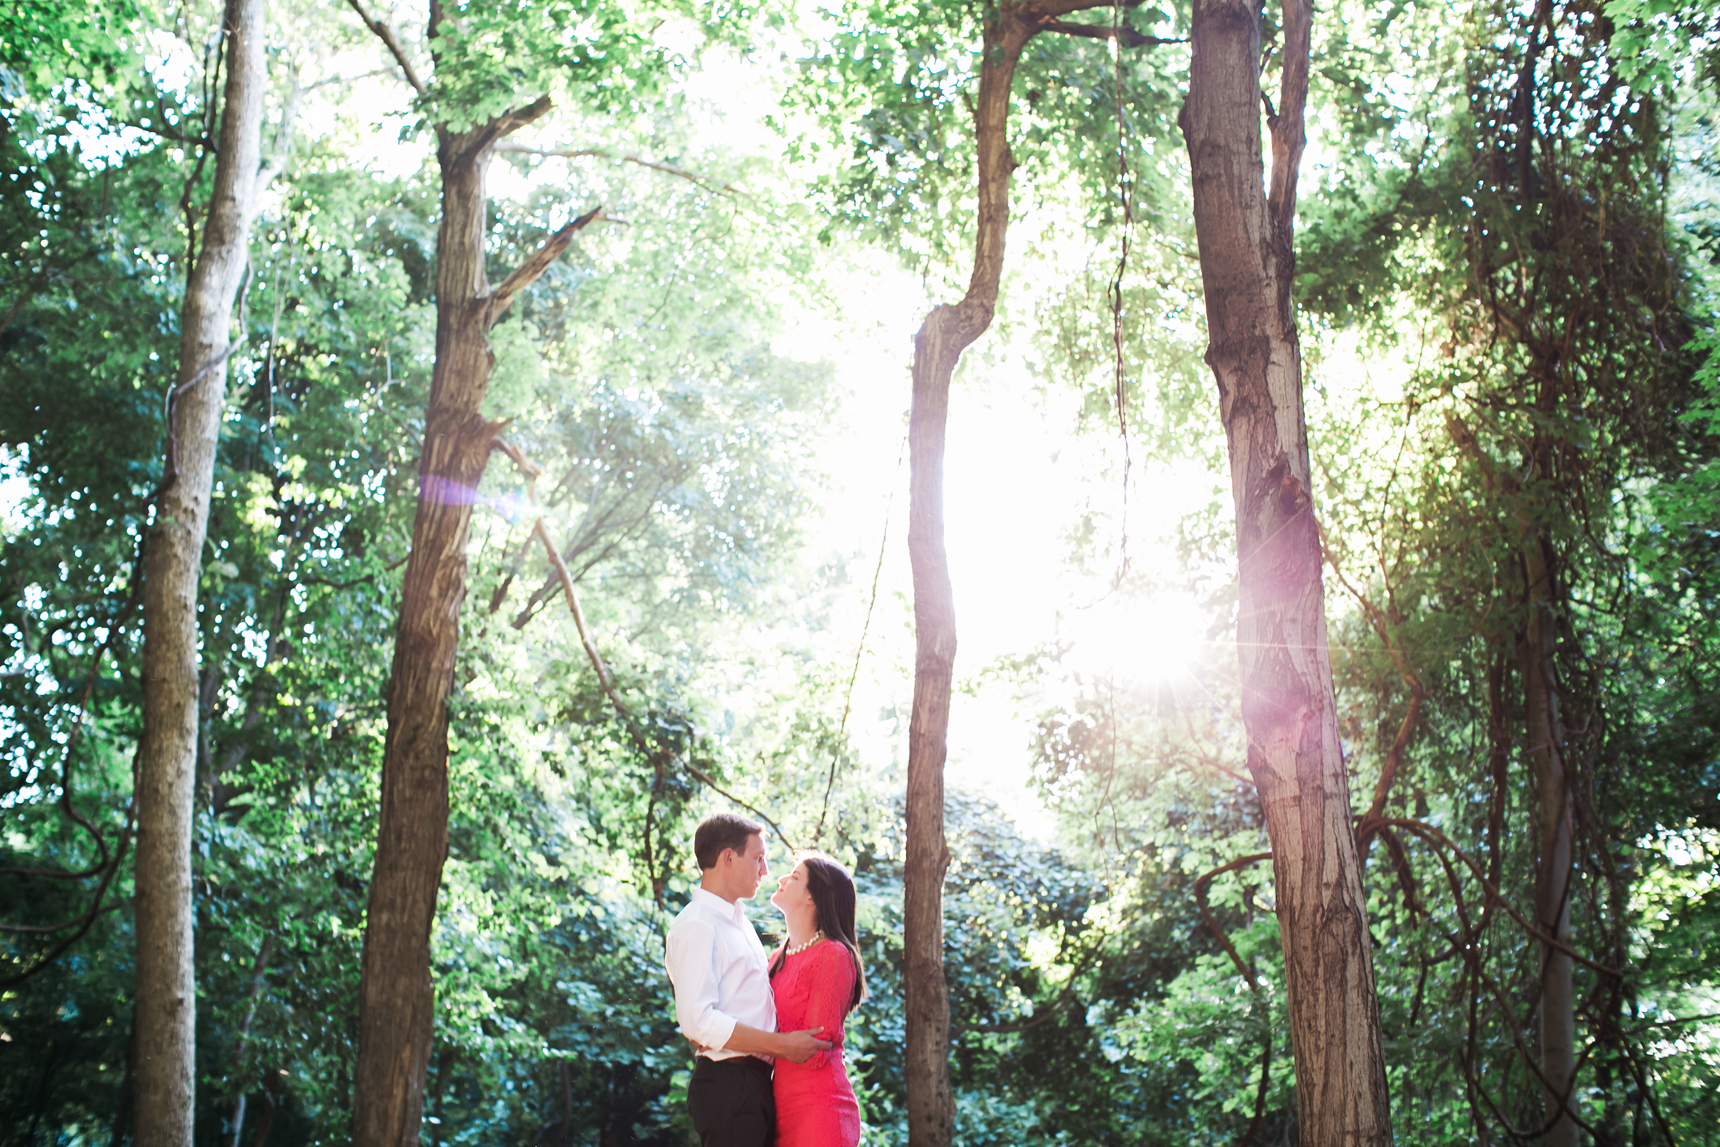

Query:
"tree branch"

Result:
[[495, 142, 740, 195], [0, 819, 133, 986], [1027, 0, 1145, 19], [533, 517, 615, 697], [1194, 852, 1272, 989], [119, 119, 215, 151], [489, 442, 796, 852], [1321, 531, 1426, 829], [1362, 816, 1624, 979], [458, 94, 554, 162], [343, 0, 425, 93], [1267, 0, 1312, 241], [529, 514, 797, 849], [1037, 19, 1180, 47], [483, 206, 604, 328]]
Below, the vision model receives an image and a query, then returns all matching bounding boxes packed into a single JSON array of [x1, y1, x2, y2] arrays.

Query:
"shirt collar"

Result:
[[690, 886, 745, 922]]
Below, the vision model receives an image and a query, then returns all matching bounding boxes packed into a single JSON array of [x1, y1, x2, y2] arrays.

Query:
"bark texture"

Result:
[[1180, 0, 1393, 1143], [133, 1, 267, 1143], [349, 94, 595, 1146]]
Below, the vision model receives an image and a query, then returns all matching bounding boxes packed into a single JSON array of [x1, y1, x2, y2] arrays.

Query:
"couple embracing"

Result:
[[664, 813, 867, 1147]]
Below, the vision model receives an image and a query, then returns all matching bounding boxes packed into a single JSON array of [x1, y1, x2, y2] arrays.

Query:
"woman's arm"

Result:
[[797, 943, 856, 1071]]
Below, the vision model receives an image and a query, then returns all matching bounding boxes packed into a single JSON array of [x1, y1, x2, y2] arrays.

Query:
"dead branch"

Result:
[[487, 443, 798, 854], [485, 206, 604, 328], [1037, 19, 1181, 46], [458, 94, 553, 162], [343, 0, 425, 93], [509, 491, 661, 629], [528, 513, 795, 847], [495, 143, 741, 196], [491, 436, 541, 494], [533, 517, 617, 702]]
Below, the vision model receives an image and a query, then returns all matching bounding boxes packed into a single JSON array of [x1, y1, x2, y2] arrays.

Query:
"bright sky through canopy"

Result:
[[194, 17, 1242, 842]]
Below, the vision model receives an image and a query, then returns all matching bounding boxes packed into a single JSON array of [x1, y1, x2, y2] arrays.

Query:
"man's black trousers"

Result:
[[688, 1055, 775, 1147]]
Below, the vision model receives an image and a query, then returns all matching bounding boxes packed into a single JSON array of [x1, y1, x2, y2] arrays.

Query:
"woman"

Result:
[[767, 852, 867, 1147]]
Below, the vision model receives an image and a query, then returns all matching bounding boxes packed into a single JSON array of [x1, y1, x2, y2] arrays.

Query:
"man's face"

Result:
[[727, 832, 769, 900]]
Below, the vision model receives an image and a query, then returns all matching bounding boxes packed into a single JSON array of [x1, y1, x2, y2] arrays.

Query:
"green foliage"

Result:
[[397, 0, 681, 133], [0, 5, 840, 1141], [3, 0, 1719, 1143], [0, 0, 138, 97], [782, 0, 1188, 273]]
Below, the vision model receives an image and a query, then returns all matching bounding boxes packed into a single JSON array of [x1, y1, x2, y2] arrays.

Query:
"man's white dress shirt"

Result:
[[665, 887, 776, 1060]]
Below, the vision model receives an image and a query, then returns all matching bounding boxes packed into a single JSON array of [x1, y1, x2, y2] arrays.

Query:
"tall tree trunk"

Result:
[[1520, 427, 1575, 1147], [1180, 1, 1393, 1144], [134, 0, 267, 1143], [349, 91, 596, 1145], [903, 8, 1035, 1144], [901, 8, 1135, 1143]]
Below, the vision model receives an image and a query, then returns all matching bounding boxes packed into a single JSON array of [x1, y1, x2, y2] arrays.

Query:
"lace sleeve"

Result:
[[801, 941, 856, 1071]]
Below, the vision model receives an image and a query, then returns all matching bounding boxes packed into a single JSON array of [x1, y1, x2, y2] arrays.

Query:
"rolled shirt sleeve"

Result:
[[665, 918, 740, 1051]]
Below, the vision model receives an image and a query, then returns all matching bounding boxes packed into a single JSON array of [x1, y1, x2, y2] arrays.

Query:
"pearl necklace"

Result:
[[785, 930, 824, 957]]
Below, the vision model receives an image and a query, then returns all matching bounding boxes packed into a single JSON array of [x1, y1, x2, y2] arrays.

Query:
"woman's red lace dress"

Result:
[[772, 939, 861, 1147]]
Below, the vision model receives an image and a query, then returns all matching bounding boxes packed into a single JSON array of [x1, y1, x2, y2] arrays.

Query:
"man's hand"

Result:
[[771, 1027, 832, 1065], [720, 1021, 834, 1062]]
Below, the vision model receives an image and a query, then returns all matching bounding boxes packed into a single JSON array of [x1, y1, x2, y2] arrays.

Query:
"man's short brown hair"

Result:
[[694, 813, 764, 870]]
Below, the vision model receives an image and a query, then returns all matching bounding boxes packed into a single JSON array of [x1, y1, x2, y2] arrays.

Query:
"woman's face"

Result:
[[770, 860, 815, 920]]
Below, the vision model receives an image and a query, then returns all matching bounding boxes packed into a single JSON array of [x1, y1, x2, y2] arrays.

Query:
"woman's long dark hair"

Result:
[[770, 851, 868, 1015]]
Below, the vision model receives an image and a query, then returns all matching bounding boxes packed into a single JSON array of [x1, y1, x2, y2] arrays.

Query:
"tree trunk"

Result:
[[1520, 442, 1575, 1147], [1180, 1, 1394, 1144], [226, 935, 276, 1147], [350, 95, 595, 1146], [134, 0, 267, 1143], [350, 127, 500, 1147], [903, 7, 1042, 1144], [901, 7, 1135, 1142]]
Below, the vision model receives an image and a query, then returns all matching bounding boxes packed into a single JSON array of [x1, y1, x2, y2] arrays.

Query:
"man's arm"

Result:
[[722, 1022, 833, 1065], [666, 919, 742, 1050], [667, 918, 830, 1061]]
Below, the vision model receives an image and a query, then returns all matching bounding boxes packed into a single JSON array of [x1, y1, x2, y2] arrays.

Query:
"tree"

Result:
[[1178, 0, 1393, 1143], [2, 13, 833, 1132], [1289, 0, 1720, 1138], [899, 4, 1162, 1141], [134, 0, 272, 1142], [341, 1, 666, 1138], [6, 0, 1720, 1140]]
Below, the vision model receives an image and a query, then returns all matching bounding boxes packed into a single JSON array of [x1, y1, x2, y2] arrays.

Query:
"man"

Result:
[[665, 813, 832, 1147]]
